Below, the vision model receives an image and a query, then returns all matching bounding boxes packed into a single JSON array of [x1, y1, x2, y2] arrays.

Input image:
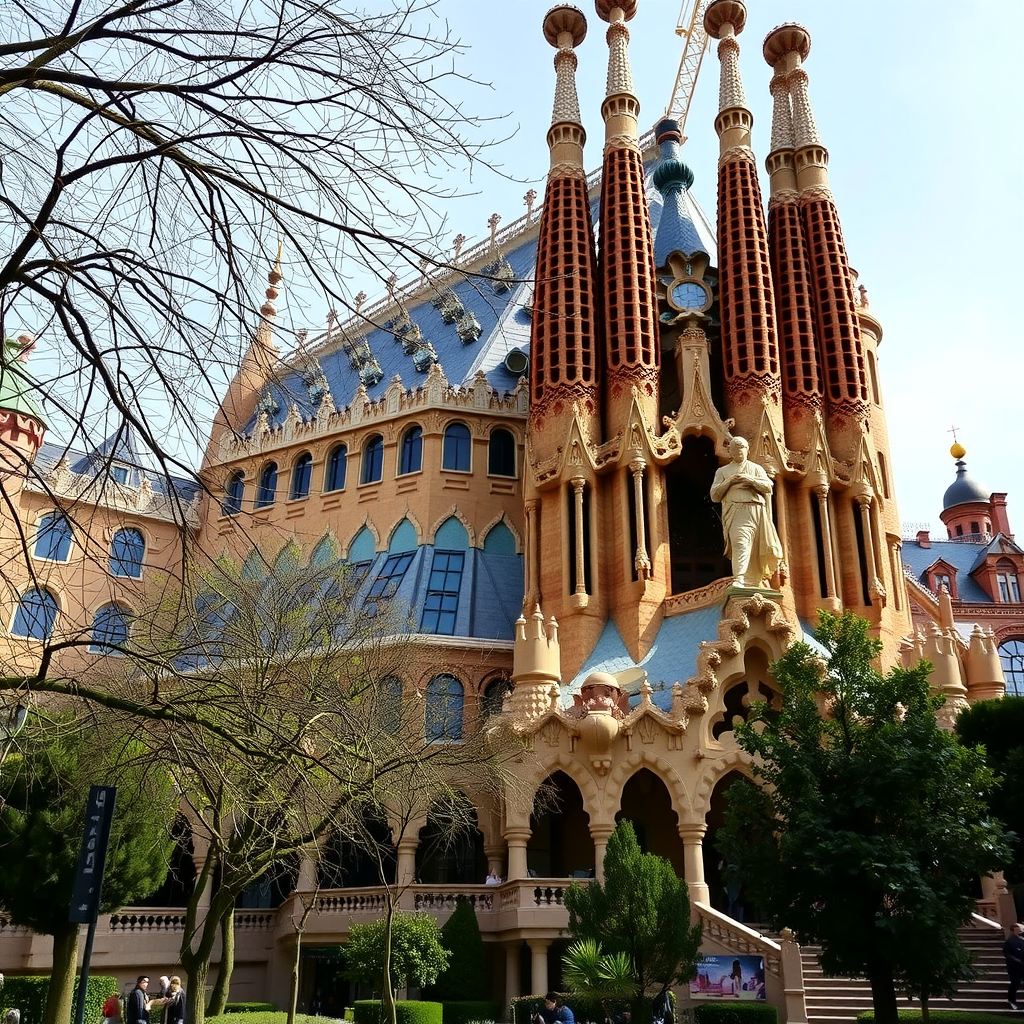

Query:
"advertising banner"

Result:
[[689, 955, 766, 1000]]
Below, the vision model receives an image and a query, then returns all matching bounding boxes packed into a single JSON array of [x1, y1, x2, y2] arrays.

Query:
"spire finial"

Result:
[[544, 5, 587, 128], [949, 425, 966, 461]]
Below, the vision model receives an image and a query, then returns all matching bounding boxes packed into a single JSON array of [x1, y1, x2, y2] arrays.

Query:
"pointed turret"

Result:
[[652, 119, 706, 268], [210, 254, 284, 442], [595, 0, 659, 432], [780, 29, 868, 462], [763, 25, 821, 454], [529, 5, 602, 457], [703, 0, 783, 444], [0, 335, 46, 476]]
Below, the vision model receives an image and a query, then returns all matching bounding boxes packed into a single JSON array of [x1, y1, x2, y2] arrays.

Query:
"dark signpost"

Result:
[[70, 785, 117, 1024]]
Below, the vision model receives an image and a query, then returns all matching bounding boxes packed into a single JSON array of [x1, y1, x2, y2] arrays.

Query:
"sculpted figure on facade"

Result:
[[709, 436, 784, 588]]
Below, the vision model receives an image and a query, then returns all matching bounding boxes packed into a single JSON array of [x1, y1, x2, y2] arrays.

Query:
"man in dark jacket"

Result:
[[126, 977, 151, 1024], [1004, 923, 1024, 1009]]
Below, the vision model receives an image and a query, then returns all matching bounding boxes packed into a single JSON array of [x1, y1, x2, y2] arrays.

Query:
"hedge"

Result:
[[224, 1004, 278, 1014], [510, 994, 605, 1024], [206, 1014, 342, 1024], [693, 1003, 778, 1024], [438, 1001, 501, 1024], [856, 1014, 1009, 1024], [0, 975, 119, 1024], [352, 1000, 442, 1024]]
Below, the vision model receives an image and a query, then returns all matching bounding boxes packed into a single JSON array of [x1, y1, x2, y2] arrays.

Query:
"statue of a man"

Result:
[[709, 435, 784, 588]]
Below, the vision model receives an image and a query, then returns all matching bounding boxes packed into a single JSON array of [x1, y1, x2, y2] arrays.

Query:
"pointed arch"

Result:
[[480, 511, 522, 554], [310, 533, 340, 566], [347, 523, 378, 562], [434, 515, 469, 551], [428, 505, 475, 548], [388, 517, 419, 553]]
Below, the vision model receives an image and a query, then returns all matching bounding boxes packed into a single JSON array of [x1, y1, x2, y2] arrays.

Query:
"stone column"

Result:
[[528, 938, 550, 997], [505, 941, 523, 1017], [678, 823, 710, 903], [396, 837, 418, 887], [590, 825, 614, 882], [296, 848, 317, 892], [778, 928, 809, 1024], [485, 843, 506, 881], [506, 828, 531, 880]]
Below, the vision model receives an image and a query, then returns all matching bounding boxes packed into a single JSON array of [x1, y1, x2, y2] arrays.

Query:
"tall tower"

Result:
[[704, 0, 783, 447], [523, 4, 607, 671]]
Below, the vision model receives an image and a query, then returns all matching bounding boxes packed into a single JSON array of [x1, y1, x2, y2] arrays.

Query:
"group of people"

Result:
[[123, 974, 186, 1024]]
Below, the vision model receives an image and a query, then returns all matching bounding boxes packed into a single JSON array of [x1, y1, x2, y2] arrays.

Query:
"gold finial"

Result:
[[948, 425, 965, 460]]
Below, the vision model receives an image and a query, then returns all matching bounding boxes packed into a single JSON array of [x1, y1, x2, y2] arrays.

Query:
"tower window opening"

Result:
[[852, 500, 872, 606]]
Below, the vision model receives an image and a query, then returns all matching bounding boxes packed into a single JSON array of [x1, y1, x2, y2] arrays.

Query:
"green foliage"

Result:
[[352, 1001, 442, 1024], [562, 938, 637, 1002], [435, 1003, 501, 1024], [0, 974, 118, 1024], [224, 1004, 278, 1013], [344, 913, 450, 990], [206, 1014, 341, 1024], [0, 717, 176, 935], [717, 611, 1010, 1024], [424, 899, 487, 1001], [565, 820, 702, 1021], [509, 996, 593, 1024], [856, 1014, 1009, 1024], [955, 696, 1024, 882], [692, 1004, 778, 1024]]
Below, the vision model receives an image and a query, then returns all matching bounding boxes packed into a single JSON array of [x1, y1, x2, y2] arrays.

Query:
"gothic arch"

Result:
[[427, 505, 475, 548], [479, 510, 523, 554], [691, 748, 755, 817], [344, 517, 380, 556], [388, 508, 424, 548], [606, 748, 691, 821]]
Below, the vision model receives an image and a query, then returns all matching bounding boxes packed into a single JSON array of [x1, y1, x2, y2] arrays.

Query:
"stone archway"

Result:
[[528, 771, 592, 877], [704, 769, 747, 919], [615, 767, 684, 877]]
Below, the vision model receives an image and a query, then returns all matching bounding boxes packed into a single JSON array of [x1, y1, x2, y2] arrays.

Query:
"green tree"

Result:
[[344, 912, 450, 992], [0, 714, 174, 1024], [955, 696, 1024, 887], [562, 938, 637, 1024], [717, 611, 1010, 1024], [565, 820, 702, 1024], [425, 897, 487, 1001]]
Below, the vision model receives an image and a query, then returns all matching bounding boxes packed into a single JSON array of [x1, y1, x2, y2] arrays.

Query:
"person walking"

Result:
[[1004, 923, 1024, 1009]]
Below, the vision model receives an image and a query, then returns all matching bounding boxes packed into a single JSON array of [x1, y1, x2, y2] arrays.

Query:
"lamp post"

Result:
[[0, 703, 28, 771]]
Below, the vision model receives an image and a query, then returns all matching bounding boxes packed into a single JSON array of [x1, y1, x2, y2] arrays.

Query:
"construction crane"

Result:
[[665, 0, 712, 142]]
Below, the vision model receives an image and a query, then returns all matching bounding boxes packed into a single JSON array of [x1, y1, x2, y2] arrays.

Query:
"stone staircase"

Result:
[[801, 919, 1011, 1024]]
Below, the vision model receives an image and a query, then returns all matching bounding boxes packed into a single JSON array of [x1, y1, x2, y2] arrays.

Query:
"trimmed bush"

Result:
[[510, 995, 602, 1024], [352, 1000, 442, 1024], [1, 975, 118, 1024], [225, 1004, 278, 1013], [426, 900, 487, 1002], [439, 1001, 501, 1024], [206, 1014, 341, 1024], [693, 1003, 778, 1024], [857, 1014, 1009, 1024]]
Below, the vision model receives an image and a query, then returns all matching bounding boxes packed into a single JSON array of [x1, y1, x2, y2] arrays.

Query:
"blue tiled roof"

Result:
[[565, 604, 725, 712], [901, 538, 994, 604]]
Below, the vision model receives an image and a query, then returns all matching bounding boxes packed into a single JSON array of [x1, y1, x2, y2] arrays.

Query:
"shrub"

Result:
[[352, 1000, 442, 1024], [426, 900, 487, 1002], [225, 1004, 278, 1014], [439, 1002, 501, 1024], [693, 1004, 778, 1024], [856, 1014, 1009, 1024], [206, 1014, 341, 1024], [0, 975, 118, 1024], [509, 995, 601, 1024]]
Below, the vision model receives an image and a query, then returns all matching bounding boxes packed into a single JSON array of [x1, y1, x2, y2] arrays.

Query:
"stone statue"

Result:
[[709, 436, 784, 588]]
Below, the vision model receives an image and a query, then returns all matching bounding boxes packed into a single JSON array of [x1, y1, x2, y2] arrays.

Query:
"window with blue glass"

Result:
[[11, 588, 58, 640], [420, 551, 465, 635], [325, 444, 348, 492], [425, 673, 463, 741], [111, 465, 129, 485], [488, 428, 516, 477], [290, 452, 313, 500], [381, 675, 403, 733], [361, 435, 384, 484], [1001, 639, 1024, 696], [110, 528, 145, 578], [367, 552, 414, 599], [255, 462, 278, 508], [442, 423, 472, 472], [399, 426, 423, 476], [223, 472, 245, 516], [90, 603, 130, 654], [33, 512, 73, 561]]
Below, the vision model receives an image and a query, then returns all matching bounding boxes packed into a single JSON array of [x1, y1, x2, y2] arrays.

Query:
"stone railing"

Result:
[[108, 909, 274, 932]]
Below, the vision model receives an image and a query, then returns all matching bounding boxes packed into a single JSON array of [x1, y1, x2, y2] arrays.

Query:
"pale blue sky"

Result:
[[418, 0, 1024, 532]]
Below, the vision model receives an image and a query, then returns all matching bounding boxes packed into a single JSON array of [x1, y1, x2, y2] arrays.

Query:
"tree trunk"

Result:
[[180, 864, 236, 1024], [43, 922, 81, 1024], [207, 907, 235, 1016], [382, 889, 397, 1024], [867, 965, 899, 1024], [185, 960, 210, 1024]]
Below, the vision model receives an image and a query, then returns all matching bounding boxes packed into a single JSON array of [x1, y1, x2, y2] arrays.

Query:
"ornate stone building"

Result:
[[0, 1, 1008, 1019]]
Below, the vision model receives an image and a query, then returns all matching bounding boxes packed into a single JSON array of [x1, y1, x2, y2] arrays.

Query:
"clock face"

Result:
[[671, 280, 708, 311]]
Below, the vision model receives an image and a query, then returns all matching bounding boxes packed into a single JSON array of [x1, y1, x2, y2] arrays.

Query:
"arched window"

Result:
[[381, 675, 403, 734], [290, 452, 313, 500], [90, 603, 130, 654], [361, 435, 384, 484], [33, 512, 73, 561], [255, 462, 278, 508], [483, 522, 517, 555], [399, 426, 423, 476], [482, 677, 513, 717], [488, 428, 516, 477], [110, 528, 145, 578], [997, 559, 1021, 603], [325, 444, 348, 492], [223, 472, 245, 516], [11, 588, 58, 640], [425, 674, 463, 741], [442, 423, 472, 472], [1000, 639, 1024, 697]]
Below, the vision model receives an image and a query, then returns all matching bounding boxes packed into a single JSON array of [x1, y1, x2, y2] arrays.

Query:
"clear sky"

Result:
[[419, 0, 1024, 534]]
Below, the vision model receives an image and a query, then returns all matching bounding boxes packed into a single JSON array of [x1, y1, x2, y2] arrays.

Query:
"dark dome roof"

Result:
[[943, 459, 990, 509]]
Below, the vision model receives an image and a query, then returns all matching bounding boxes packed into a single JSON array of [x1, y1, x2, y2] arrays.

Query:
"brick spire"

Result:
[[785, 26, 869, 460], [529, 4, 602, 445], [763, 24, 821, 453], [595, 0, 659, 427], [704, 0, 782, 443]]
